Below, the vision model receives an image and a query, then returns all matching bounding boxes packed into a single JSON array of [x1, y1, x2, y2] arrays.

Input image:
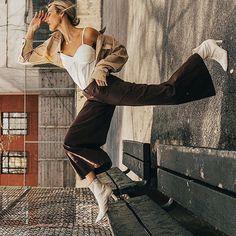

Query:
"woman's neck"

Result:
[[57, 19, 79, 44]]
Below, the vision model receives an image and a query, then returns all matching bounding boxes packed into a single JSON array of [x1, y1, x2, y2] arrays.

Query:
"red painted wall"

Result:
[[0, 95, 38, 186]]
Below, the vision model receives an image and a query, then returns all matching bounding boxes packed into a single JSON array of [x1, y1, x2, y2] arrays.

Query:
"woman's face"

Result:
[[45, 5, 62, 31]]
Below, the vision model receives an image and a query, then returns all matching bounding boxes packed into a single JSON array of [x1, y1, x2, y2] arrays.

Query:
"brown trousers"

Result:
[[63, 54, 216, 179]]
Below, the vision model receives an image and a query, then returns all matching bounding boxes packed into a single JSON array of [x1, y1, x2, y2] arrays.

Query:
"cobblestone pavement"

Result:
[[0, 187, 112, 236]]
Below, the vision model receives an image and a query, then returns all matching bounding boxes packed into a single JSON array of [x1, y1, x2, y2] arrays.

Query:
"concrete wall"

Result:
[[38, 69, 75, 187], [77, 0, 102, 29], [0, 0, 41, 93], [102, 0, 236, 179]]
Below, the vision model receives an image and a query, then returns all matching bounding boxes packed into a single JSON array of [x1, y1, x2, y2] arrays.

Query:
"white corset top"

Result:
[[60, 27, 96, 90]]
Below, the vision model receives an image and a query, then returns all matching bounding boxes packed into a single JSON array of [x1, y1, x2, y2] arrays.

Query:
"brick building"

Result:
[[0, 95, 38, 186]]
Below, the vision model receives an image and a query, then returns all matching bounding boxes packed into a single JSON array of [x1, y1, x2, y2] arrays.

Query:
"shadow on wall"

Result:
[[147, 0, 195, 81], [102, 0, 236, 168], [150, 0, 236, 153], [217, 4, 236, 149]]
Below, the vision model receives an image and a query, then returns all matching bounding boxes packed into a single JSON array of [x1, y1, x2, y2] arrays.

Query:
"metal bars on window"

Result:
[[1, 112, 28, 135], [1, 151, 27, 174]]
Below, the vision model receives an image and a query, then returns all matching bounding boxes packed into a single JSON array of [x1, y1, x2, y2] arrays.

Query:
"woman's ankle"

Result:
[[86, 171, 96, 185]]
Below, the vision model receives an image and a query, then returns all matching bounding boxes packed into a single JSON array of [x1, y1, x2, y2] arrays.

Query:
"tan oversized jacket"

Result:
[[18, 27, 128, 83]]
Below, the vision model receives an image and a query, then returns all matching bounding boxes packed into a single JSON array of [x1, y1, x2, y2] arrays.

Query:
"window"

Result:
[[32, 0, 51, 45], [32, 0, 52, 67], [1, 112, 28, 135], [1, 151, 27, 174]]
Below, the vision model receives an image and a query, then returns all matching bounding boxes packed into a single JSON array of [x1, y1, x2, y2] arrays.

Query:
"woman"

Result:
[[18, 0, 228, 223]]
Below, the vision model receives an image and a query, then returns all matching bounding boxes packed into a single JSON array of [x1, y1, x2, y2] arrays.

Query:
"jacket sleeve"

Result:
[[91, 35, 129, 82], [18, 37, 51, 65]]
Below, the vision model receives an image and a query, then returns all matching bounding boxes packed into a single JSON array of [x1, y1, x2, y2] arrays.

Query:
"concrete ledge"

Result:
[[156, 144, 236, 192]]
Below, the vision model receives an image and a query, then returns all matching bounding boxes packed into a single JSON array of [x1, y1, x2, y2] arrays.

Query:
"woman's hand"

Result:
[[95, 79, 108, 86], [28, 10, 48, 33], [94, 68, 109, 86]]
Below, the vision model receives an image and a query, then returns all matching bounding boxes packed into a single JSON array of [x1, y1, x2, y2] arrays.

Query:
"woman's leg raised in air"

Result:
[[87, 53, 216, 106]]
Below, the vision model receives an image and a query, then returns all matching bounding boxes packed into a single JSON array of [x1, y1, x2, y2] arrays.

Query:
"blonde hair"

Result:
[[47, 0, 80, 26]]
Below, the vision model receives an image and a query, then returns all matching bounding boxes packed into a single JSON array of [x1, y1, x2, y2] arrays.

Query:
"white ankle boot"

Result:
[[192, 39, 228, 71], [88, 178, 112, 223]]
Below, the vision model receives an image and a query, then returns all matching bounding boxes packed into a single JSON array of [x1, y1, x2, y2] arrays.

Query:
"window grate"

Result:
[[1, 112, 28, 135], [1, 151, 27, 174]]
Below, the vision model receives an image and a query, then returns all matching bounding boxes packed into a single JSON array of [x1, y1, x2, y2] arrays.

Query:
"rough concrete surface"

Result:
[[101, 1, 235, 235], [102, 0, 236, 168]]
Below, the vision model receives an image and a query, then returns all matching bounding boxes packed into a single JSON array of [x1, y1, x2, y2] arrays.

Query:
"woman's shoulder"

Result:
[[83, 27, 100, 44], [84, 27, 100, 37]]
